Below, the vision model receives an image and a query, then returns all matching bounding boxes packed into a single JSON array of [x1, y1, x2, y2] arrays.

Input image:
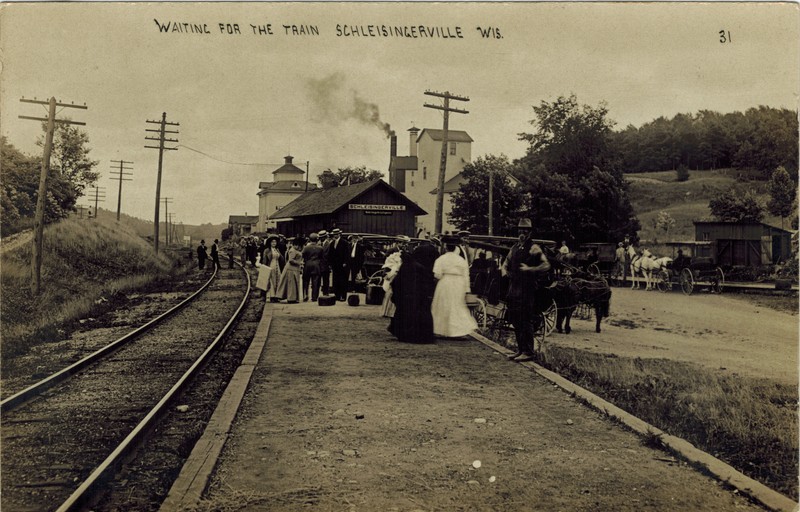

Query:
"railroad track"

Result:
[[1, 264, 251, 511]]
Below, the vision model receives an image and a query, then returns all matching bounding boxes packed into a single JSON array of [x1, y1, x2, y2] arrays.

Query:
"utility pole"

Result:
[[145, 113, 179, 254], [110, 160, 133, 221], [161, 197, 173, 246], [87, 186, 106, 219], [167, 213, 177, 245], [19, 96, 87, 294], [423, 90, 469, 235], [305, 161, 310, 192], [488, 170, 494, 235]]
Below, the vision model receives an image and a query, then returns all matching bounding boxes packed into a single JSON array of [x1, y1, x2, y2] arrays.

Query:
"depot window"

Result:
[[449, 142, 456, 155]]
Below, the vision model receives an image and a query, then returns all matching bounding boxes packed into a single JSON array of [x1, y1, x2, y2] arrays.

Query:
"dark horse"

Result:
[[549, 277, 611, 334]]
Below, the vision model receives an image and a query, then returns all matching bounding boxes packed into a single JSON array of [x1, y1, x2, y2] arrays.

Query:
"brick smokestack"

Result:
[[408, 126, 419, 157], [390, 134, 397, 158]]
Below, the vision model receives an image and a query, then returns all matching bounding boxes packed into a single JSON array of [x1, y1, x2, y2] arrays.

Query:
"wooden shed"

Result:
[[693, 221, 793, 266], [271, 179, 426, 236]]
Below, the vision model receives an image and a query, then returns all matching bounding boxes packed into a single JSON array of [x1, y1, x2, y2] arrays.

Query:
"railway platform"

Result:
[[164, 297, 768, 511]]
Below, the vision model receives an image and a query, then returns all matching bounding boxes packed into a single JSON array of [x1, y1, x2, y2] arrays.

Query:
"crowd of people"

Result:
[[381, 238, 478, 344]]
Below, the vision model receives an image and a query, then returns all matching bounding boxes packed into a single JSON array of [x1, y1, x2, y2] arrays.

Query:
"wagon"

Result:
[[460, 235, 558, 348], [663, 241, 725, 295], [574, 242, 619, 283]]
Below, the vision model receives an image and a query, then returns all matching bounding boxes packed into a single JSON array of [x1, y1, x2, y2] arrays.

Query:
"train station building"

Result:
[[693, 220, 795, 265], [270, 179, 426, 236]]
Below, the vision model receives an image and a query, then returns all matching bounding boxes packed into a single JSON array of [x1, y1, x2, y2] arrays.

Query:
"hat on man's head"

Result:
[[318, 230, 328, 237], [309, 233, 319, 241], [618, 242, 623, 247], [517, 218, 532, 229], [331, 228, 342, 235]]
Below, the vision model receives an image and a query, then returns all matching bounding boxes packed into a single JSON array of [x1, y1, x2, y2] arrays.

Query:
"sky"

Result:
[[1, 2, 798, 225]]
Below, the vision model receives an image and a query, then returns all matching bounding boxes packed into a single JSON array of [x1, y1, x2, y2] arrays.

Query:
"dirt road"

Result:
[[201, 301, 762, 511], [550, 287, 798, 386]]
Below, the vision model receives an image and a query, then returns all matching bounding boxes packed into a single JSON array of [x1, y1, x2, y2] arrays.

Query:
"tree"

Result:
[[709, 188, 764, 223], [317, 166, 383, 188], [767, 166, 796, 227], [449, 155, 525, 235], [35, 123, 99, 218], [656, 211, 676, 237], [516, 95, 640, 242], [518, 94, 618, 178]]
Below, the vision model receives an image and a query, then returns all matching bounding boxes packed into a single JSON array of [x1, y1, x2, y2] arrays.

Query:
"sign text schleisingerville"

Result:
[[349, 204, 406, 211], [153, 20, 503, 39]]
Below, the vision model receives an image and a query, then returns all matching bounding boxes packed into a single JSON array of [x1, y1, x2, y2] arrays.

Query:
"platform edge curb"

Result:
[[159, 301, 274, 511]]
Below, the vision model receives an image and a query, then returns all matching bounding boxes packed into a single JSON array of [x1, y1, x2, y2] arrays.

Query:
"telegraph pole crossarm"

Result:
[[19, 96, 88, 294], [110, 160, 133, 221], [422, 90, 469, 235]]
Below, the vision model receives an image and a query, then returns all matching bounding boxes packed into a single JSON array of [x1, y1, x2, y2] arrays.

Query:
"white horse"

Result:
[[631, 251, 672, 290]]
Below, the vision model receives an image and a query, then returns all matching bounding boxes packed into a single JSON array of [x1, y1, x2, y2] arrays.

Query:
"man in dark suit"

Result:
[[210, 239, 221, 269], [327, 228, 350, 301], [348, 234, 366, 292], [197, 240, 208, 270], [301, 233, 325, 302]]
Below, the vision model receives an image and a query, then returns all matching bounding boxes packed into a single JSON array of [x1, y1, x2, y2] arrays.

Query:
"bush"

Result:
[[676, 164, 690, 182]]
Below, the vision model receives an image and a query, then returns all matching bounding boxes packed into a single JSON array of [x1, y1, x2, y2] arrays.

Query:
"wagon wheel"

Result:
[[587, 263, 601, 278], [469, 297, 487, 331], [609, 266, 623, 287], [533, 299, 557, 351], [711, 267, 725, 294], [655, 270, 670, 293], [680, 268, 695, 295]]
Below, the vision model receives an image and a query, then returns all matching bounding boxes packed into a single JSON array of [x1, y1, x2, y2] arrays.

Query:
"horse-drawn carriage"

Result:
[[663, 241, 725, 295], [574, 242, 619, 282], [456, 235, 562, 347]]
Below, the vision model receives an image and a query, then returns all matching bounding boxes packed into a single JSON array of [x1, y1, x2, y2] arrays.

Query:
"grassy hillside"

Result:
[[1, 216, 177, 358], [81, 208, 228, 246], [626, 168, 782, 244]]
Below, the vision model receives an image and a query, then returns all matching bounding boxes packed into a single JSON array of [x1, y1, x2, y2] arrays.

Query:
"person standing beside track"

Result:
[[197, 240, 208, 271], [301, 233, 325, 302], [277, 238, 304, 303], [210, 239, 221, 269], [318, 230, 331, 296], [328, 229, 350, 301]]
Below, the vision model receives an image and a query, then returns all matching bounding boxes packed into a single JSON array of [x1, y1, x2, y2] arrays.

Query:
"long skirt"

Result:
[[380, 288, 396, 318], [256, 264, 281, 298], [277, 268, 303, 302], [431, 275, 478, 337]]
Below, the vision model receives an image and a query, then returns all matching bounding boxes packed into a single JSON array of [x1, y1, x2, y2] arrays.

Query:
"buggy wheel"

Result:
[[711, 267, 725, 294], [609, 266, 623, 287], [656, 270, 670, 293], [469, 298, 487, 330], [680, 268, 695, 295], [533, 299, 557, 351], [587, 263, 601, 277]]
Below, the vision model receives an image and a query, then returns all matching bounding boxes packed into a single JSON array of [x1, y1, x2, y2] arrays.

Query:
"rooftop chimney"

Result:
[[390, 135, 397, 158], [284, 155, 294, 164], [408, 126, 419, 157]]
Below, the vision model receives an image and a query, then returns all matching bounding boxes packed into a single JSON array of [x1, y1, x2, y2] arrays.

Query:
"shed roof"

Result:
[[272, 179, 426, 219], [257, 181, 318, 195], [228, 215, 259, 224], [417, 129, 473, 143], [389, 155, 418, 171], [429, 172, 465, 194]]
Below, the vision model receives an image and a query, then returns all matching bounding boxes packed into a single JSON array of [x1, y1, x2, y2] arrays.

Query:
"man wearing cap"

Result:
[[507, 241, 551, 361], [502, 218, 532, 277], [327, 228, 350, 301], [302, 233, 325, 302]]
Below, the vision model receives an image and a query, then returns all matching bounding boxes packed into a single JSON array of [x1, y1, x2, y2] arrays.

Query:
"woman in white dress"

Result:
[[256, 236, 284, 302], [431, 243, 478, 338]]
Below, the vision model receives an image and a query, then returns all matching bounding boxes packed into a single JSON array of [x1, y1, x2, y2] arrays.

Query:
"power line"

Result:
[[145, 112, 179, 254]]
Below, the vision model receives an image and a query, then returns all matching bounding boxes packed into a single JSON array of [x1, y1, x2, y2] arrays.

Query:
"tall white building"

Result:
[[256, 155, 318, 232], [388, 127, 473, 235]]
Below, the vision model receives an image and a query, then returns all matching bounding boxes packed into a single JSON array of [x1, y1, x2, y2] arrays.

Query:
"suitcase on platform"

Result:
[[366, 284, 384, 305]]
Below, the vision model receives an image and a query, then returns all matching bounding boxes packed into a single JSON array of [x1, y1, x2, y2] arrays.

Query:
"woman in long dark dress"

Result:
[[390, 251, 435, 343]]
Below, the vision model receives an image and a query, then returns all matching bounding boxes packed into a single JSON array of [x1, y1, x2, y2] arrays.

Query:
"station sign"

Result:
[[349, 204, 406, 211]]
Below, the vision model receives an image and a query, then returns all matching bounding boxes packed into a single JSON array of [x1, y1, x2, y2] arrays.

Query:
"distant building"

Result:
[[388, 127, 472, 235], [257, 155, 318, 232], [693, 220, 794, 265], [228, 215, 259, 236], [271, 179, 426, 236]]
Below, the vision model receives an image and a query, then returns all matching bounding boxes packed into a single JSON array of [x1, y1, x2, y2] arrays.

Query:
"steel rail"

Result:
[[55, 262, 251, 512], [1, 266, 220, 413]]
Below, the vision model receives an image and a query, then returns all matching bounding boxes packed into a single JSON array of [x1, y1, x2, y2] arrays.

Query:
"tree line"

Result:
[[615, 107, 798, 177], [450, 95, 798, 242]]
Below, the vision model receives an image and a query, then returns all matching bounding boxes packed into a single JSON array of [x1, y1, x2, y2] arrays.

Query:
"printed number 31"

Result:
[[719, 30, 731, 43]]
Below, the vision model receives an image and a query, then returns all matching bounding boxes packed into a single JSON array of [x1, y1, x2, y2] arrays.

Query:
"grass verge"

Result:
[[491, 332, 798, 499], [1, 216, 181, 360]]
